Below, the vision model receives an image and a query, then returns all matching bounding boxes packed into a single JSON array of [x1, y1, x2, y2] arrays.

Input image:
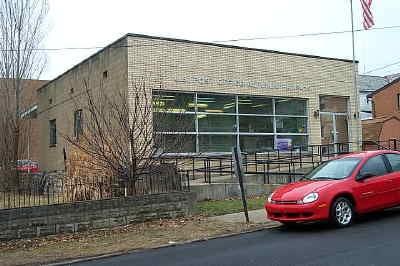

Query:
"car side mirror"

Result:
[[356, 172, 375, 181]]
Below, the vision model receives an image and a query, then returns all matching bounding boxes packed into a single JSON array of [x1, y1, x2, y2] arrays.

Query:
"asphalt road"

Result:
[[73, 209, 400, 266]]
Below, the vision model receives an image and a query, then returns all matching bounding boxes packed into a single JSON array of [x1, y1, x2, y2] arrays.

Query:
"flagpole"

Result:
[[350, 0, 360, 150]]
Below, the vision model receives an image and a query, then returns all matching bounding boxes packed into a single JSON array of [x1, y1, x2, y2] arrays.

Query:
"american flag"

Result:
[[360, 0, 374, 29]]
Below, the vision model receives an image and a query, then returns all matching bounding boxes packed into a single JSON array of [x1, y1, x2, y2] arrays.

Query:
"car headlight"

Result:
[[267, 192, 275, 203], [300, 192, 319, 204]]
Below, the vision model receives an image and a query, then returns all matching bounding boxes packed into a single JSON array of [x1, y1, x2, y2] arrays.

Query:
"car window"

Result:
[[305, 157, 361, 180], [385, 153, 400, 172], [359, 155, 389, 177]]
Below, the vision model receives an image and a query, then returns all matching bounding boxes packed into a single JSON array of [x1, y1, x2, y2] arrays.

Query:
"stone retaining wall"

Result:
[[0, 192, 196, 240]]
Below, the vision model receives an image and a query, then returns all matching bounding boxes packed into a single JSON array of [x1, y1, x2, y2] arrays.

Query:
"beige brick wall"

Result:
[[38, 34, 361, 171], [38, 38, 128, 171], [126, 35, 361, 150]]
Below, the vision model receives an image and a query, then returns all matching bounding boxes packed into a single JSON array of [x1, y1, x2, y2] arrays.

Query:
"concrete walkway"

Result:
[[210, 209, 280, 227]]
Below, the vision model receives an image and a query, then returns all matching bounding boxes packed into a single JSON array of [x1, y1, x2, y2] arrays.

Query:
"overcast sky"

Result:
[[42, 0, 400, 80]]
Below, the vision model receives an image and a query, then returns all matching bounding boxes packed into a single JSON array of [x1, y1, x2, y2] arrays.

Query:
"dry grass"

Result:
[[0, 216, 263, 266]]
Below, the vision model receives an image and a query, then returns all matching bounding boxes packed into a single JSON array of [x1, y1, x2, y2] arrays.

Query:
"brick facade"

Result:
[[363, 78, 400, 141], [38, 34, 360, 172]]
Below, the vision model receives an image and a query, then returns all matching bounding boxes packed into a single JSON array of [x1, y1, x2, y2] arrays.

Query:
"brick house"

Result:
[[363, 77, 400, 145]]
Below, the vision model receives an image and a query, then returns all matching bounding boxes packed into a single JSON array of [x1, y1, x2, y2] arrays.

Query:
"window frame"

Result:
[[152, 90, 309, 153], [357, 155, 391, 179], [49, 119, 57, 147], [383, 153, 400, 173], [74, 109, 83, 139], [397, 94, 400, 110]]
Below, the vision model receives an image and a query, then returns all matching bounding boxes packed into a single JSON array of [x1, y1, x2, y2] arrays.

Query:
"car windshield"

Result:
[[304, 157, 361, 180]]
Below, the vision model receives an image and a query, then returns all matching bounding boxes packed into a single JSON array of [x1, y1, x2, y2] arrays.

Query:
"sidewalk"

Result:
[[0, 211, 279, 266], [210, 209, 279, 227]]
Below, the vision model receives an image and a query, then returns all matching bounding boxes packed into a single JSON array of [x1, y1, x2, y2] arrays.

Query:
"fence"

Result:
[[167, 141, 400, 186], [0, 165, 190, 210]]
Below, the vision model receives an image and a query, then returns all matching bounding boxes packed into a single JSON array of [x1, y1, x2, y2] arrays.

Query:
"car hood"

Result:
[[271, 180, 336, 201]]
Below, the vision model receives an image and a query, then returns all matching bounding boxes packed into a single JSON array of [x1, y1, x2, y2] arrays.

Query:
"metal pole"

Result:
[[232, 146, 249, 223], [350, 0, 360, 151]]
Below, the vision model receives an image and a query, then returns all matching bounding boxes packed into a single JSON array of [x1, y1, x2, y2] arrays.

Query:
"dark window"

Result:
[[153, 113, 195, 132], [152, 91, 195, 112], [275, 117, 307, 133], [385, 153, 400, 172], [238, 96, 273, 114], [397, 94, 400, 110], [49, 119, 57, 146], [359, 155, 389, 177], [70, 87, 74, 94], [372, 100, 376, 118], [155, 134, 196, 153], [198, 114, 236, 132], [275, 98, 307, 115], [199, 135, 235, 152], [197, 94, 236, 113], [239, 116, 273, 133], [103, 70, 108, 79], [240, 135, 274, 153], [74, 109, 83, 138]]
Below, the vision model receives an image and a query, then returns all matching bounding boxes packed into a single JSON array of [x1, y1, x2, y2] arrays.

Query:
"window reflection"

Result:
[[239, 116, 273, 133], [238, 96, 273, 114], [275, 98, 306, 115], [197, 94, 236, 113]]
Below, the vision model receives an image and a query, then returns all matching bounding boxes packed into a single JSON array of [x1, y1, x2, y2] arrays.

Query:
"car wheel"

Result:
[[330, 197, 354, 227]]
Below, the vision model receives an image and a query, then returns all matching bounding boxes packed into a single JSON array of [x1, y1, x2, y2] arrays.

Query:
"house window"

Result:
[[49, 119, 57, 146], [74, 109, 83, 139], [397, 94, 400, 110], [372, 100, 376, 118], [103, 70, 108, 79]]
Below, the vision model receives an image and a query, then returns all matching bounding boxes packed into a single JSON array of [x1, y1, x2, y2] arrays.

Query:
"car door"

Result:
[[383, 153, 400, 205], [353, 155, 392, 213]]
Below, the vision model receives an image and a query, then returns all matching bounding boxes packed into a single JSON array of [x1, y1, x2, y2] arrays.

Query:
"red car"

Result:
[[265, 150, 400, 227]]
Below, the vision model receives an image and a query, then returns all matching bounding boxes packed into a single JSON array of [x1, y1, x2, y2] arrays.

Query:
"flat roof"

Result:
[[38, 33, 357, 92], [127, 33, 357, 63]]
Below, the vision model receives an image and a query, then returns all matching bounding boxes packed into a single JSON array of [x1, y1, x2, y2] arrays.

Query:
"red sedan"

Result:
[[265, 150, 400, 227]]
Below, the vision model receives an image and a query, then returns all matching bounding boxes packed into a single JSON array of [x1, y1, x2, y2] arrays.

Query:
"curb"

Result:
[[44, 222, 280, 266]]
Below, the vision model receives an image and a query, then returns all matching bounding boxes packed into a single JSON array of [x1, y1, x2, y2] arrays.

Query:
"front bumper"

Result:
[[265, 201, 330, 222]]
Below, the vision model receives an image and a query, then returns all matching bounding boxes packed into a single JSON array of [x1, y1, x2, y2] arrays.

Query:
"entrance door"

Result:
[[320, 112, 349, 153], [319, 96, 349, 154]]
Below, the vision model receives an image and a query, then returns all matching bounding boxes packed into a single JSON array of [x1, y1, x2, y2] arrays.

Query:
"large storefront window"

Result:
[[239, 116, 273, 133], [238, 96, 273, 114], [153, 113, 196, 132], [199, 134, 235, 152], [275, 117, 307, 134], [240, 135, 274, 153], [198, 114, 236, 132], [153, 91, 308, 153], [156, 134, 196, 153], [197, 94, 236, 113], [275, 98, 307, 115], [277, 135, 308, 149], [153, 91, 195, 112]]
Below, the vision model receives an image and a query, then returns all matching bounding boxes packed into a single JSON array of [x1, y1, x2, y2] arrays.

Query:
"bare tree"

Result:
[[0, 0, 48, 187], [63, 78, 193, 197]]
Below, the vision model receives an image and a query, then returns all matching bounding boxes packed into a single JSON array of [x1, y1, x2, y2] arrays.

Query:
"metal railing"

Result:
[[0, 167, 190, 210], [167, 141, 398, 185]]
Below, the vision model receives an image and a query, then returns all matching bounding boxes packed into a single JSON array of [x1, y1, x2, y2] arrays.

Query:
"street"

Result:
[[73, 208, 400, 266]]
